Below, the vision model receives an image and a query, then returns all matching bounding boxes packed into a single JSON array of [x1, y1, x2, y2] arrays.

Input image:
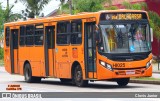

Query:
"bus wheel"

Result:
[[24, 63, 41, 83], [74, 65, 88, 87], [116, 78, 130, 86], [24, 63, 33, 83], [60, 78, 72, 84]]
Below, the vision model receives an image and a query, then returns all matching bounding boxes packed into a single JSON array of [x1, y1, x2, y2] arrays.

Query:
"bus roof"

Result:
[[4, 9, 148, 26]]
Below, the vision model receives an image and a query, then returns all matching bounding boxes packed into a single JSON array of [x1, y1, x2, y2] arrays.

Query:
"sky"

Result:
[[0, 0, 60, 16]]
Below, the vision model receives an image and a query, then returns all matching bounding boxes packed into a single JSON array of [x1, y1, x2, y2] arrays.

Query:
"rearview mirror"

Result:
[[150, 28, 153, 42]]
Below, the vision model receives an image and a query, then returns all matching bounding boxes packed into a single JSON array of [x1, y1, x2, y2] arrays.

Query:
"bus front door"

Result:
[[10, 29, 19, 74], [84, 22, 96, 79], [45, 26, 55, 76]]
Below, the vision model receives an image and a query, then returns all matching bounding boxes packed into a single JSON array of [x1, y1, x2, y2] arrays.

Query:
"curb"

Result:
[[153, 72, 160, 74], [130, 79, 160, 85]]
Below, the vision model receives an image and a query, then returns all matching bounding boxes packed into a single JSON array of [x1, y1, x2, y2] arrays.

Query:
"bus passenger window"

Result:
[[5, 27, 10, 47], [35, 24, 44, 45], [57, 22, 70, 45], [71, 20, 82, 44], [20, 26, 26, 46], [26, 25, 34, 46]]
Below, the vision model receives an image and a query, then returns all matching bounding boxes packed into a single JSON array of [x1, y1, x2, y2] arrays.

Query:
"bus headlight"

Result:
[[100, 60, 113, 71], [146, 59, 152, 68], [146, 60, 152, 68], [146, 62, 150, 68], [100, 61, 105, 67]]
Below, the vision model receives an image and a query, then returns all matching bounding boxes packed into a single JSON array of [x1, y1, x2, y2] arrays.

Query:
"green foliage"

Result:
[[122, 1, 147, 10], [4, 0, 22, 22], [0, 48, 4, 60], [122, 1, 160, 39], [20, 0, 51, 18], [105, 6, 118, 10], [148, 11, 160, 38], [0, 3, 4, 34], [59, 0, 108, 14], [74, 0, 104, 13]]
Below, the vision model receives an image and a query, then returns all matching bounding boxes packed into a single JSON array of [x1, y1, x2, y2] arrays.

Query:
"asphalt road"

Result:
[[0, 67, 160, 93]]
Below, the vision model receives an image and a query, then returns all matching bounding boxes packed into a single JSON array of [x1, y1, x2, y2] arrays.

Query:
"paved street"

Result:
[[0, 67, 160, 93]]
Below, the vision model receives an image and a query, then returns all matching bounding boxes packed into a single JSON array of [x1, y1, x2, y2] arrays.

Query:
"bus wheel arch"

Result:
[[23, 61, 33, 83], [23, 60, 41, 83], [23, 60, 30, 75], [71, 61, 88, 87]]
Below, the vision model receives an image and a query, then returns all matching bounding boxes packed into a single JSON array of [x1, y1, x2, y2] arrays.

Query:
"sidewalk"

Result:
[[152, 62, 160, 73], [150, 63, 160, 79]]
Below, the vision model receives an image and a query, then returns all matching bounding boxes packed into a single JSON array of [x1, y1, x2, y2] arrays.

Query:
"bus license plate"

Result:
[[126, 70, 135, 75]]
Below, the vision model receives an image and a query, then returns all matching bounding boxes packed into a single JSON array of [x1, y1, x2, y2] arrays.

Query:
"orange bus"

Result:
[[4, 10, 153, 87]]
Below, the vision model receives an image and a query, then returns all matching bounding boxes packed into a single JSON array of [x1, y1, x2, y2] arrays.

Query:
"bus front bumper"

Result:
[[112, 65, 152, 79], [96, 65, 152, 80]]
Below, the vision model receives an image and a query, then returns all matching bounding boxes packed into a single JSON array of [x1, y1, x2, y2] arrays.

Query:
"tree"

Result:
[[148, 11, 160, 38], [4, 0, 22, 22], [58, 0, 108, 14], [20, 0, 51, 18], [59, 0, 66, 13], [0, 3, 4, 34], [122, 1, 160, 38], [75, 0, 104, 12], [122, 1, 147, 10]]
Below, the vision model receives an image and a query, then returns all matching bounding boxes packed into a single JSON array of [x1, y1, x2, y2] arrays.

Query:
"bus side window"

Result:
[[26, 25, 34, 46], [20, 26, 26, 46], [71, 20, 82, 44], [57, 21, 70, 45], [5, 27, 10, 47], [35, 24, 44, 46]]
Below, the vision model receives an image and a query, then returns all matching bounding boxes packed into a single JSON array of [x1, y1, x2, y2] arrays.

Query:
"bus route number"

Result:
[[113, 63, 125, 68]]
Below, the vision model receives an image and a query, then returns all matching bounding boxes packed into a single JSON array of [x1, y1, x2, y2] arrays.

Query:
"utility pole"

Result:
[[69, 0, 72, 15]]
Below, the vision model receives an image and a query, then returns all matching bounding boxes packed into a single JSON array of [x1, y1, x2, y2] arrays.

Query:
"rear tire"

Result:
[[116, 78, 130, 86], [73, 65, 88, 87], [24, 63, 41, 83]]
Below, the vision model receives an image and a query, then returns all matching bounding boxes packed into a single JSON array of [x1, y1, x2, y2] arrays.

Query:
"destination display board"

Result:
[[100, 12, 148, 20]]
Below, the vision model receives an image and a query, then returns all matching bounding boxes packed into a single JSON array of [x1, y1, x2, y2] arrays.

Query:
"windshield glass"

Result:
[[99, 22, 151, 53]]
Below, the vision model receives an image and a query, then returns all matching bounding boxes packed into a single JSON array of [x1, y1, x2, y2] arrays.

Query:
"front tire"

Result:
[[24, 63, 41, 83], [116, 78, 130, 86], [74, 65, 88, 87]]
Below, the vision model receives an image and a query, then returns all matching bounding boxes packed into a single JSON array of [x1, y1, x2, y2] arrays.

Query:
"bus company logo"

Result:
[[6, 84, 22, 91], [2, 93, 11, 98]]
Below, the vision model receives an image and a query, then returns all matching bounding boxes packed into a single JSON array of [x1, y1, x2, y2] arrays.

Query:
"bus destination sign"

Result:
[[100, 12, 147, 20], [111, 13, 142, 20]]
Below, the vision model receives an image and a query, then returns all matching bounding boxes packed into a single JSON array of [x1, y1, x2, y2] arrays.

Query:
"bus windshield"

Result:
[[99, 22, 151, 53]]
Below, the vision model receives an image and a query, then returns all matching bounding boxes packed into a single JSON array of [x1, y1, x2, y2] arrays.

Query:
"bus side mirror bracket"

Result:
[[150, 28, 153, 42], [95, 30, 99, 42], [95, 24, 100, 43]]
